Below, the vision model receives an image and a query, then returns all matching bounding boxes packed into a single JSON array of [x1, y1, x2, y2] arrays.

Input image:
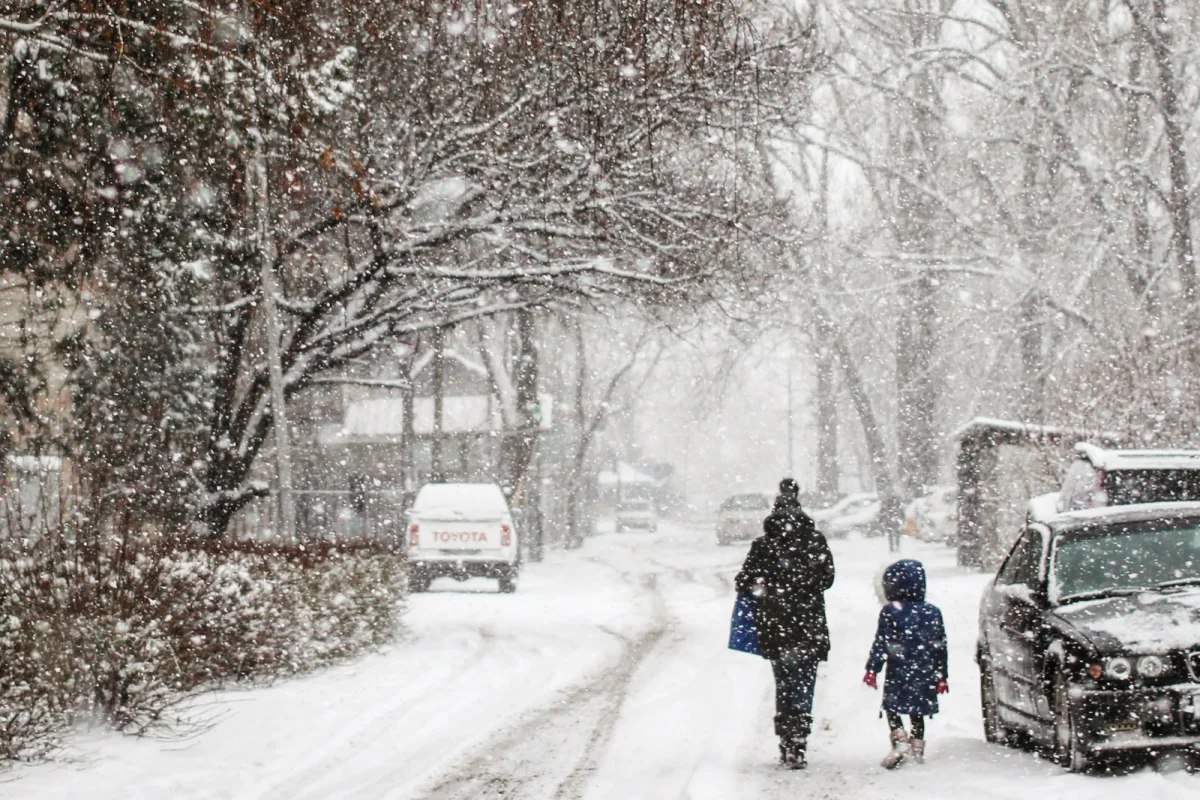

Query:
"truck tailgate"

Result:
[[418, 519, 503, 550]]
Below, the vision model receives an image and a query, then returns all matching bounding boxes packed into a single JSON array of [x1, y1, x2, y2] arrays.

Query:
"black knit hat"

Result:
[[779, 478, 800, 497]]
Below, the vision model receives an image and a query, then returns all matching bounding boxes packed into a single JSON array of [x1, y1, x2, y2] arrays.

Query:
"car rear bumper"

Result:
[[410, 557, 517, 580], [1074, 683, 1200, 752], [716, 520, 760, 542]]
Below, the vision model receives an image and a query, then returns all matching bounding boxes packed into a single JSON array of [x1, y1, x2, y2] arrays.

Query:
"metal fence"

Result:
[[228, 489, 409, 544]]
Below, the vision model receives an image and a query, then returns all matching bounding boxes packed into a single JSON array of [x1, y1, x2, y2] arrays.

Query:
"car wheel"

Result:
[[979, 652, 1010, 745], [409, 575, 430, 593], [498, 574, 517, 593], [1053, 673, 1090, 772]]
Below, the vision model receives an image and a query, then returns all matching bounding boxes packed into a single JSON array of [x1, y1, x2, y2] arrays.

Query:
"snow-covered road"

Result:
[[4, 522, 1198, 798]]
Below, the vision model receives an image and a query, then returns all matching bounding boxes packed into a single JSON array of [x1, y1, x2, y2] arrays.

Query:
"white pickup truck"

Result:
[[406, 482, 520, 593]]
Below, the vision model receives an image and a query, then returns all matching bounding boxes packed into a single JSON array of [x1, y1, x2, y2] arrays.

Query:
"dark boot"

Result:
[[775, 713, 810, 770]]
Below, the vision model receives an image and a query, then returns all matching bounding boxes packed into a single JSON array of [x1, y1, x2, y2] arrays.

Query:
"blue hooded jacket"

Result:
[[865, 560, 948, 717]]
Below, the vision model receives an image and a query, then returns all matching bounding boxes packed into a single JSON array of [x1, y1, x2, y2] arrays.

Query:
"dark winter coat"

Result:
[[865, 560, 948, 717], [734, 497, 836, 661]]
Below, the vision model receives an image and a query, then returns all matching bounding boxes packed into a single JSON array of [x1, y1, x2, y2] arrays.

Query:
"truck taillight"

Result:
[[500, 524, 512, 546], [408, 523, 420, 547]]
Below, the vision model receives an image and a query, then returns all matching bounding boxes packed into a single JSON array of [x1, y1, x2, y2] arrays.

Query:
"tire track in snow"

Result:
[[250, 625, 500, 800], [416, 573, 668, 800]]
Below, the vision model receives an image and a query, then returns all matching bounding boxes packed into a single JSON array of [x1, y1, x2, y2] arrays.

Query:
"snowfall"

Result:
[[3, 522, 1197, 799]]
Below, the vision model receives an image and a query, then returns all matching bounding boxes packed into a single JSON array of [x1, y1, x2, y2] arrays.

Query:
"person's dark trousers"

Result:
[[886, 710, 925, 739], [888, 528, 902, 553], [772, 652, 818, 748]]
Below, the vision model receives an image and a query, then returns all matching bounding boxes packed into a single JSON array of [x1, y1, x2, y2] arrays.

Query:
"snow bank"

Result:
[[0, 537, 405, 762]]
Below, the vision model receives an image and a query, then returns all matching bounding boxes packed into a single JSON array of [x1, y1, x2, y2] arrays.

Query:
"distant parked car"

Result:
[[812, 492, 880, 538], [615, 499, 658, 532], [715, 492, 773, 545], [406, 482, 519, 593], [1057, 443, 1200, 512], [977, 502, 1200, 771], [903, 486, 958, 543]]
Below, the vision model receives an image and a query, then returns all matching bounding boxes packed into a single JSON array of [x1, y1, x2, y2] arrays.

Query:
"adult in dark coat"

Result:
[[735, 478, 836, 768]]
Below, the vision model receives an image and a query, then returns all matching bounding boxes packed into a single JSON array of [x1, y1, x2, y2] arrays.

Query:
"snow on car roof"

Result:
[[413, 483, 509, 516], [1047, 500, 1200, 530], [1075, 442, 1200, 471], [1027, 491, 1060, 522]]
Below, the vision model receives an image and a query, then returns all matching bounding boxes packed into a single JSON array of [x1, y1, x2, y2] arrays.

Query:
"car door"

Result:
[[986, 529, 1047, 725], [993, 532, 1051, 724]]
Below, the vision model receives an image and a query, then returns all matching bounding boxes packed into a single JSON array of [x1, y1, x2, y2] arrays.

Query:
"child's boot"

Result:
[[909, 738, 925, 764], [881, 729, 908, 769]]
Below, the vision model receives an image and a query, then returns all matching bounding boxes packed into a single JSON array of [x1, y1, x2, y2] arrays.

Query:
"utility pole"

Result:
[[786, 348, 795, 477]]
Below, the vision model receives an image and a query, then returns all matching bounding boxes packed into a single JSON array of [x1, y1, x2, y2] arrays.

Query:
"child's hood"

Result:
[[883, 559, 926, 602]]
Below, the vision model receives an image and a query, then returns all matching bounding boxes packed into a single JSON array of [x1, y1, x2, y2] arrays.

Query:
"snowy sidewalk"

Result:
[[0, 538, 655, 800], [3, 523, 1197, 799]]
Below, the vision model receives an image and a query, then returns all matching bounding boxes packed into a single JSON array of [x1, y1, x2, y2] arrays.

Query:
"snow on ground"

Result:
[[3, 522, 1198, 799]]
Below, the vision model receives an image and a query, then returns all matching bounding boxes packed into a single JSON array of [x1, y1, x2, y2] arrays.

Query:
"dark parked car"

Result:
[[977, 502, 1200, 771]]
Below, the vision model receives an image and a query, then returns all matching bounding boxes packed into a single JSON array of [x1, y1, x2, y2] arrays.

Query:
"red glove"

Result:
[[937, 678, 949, 695], [863, 671, 878, 689]]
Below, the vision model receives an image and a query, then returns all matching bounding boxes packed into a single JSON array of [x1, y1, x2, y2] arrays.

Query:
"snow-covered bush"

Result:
[[0, 533, 405, 761]]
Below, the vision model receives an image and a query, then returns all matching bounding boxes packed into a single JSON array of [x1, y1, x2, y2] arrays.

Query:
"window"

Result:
[[720, 494, 770, 512], [1059, 459, 1103, 511], [1106, 469, 1200, 505], [997, 530, 1043, 588]]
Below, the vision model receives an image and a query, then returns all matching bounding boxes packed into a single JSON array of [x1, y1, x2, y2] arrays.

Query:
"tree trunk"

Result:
[[431, 326, 447, 482], [565, 319, 589, 549], [1017, 293, 1044, 422], [815, 341, 838, 505], [1133, 0, 1196, 304], [810, 295, 897, 508], [895, 269, 937, 497], [509, 309, 543, 561], [892, 19, 942, 501]]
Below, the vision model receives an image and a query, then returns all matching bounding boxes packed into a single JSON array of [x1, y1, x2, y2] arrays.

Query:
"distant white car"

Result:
[[715, 492, 773, 545], [903, 486, 957, 543], [812, 492, 880, 538], [615, 499, 658, 532], [406, 482, 520, 593]]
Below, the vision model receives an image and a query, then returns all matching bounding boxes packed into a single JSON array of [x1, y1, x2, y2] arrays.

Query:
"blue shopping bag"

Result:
[[728, 591, 764, 657]]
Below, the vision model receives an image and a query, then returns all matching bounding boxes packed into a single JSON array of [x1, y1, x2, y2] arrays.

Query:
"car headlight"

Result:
[[1105, 656, 1133, 680], [1136, 655, 1167, 679]]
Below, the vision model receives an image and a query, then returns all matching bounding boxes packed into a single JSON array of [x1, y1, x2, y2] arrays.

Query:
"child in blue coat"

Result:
[[862, 559, 948, 769]]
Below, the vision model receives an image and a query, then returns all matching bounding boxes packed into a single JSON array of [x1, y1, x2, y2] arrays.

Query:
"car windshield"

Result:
[[619, 501, 652, 512], [720, 494, 769, 512], [1052, 521, 1200, 601]]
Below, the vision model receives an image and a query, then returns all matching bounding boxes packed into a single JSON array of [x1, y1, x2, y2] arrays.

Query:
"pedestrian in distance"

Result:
[[735, 478, 836, 770], [880, 494, 905, 554], [863, 559, 948, 769]]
